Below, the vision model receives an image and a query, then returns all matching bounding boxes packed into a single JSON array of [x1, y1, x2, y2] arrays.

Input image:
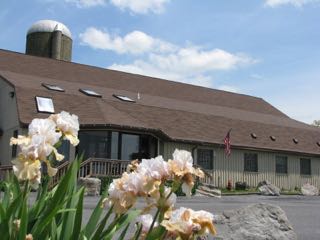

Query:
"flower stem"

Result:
[[146, 208, 160, 238], [133, 223, 142, 240]]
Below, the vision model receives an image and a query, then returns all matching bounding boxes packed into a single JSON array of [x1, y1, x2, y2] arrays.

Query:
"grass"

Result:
[[221, 188, 259, 195], [220, 187, 302, 195], [280, 189, 302, 195]]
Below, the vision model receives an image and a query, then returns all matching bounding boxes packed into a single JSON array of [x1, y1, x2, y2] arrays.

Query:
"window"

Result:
[[121, 134, 140, 160], [11, 130, 18, 158], [111, 132, 119, 159], [300, 158, 311, 175], [113, 94, 135, 103], [76, 131, 158, 161], [35, 96, 55, 113], [197, 149, 213, 170], [244, 153, 258, 172], [58, 141, 70, 161], [276, 156, 288, 174], [79, 89, 102, 97], [78, 131, 111, 160], [42, 83, 64, 92]]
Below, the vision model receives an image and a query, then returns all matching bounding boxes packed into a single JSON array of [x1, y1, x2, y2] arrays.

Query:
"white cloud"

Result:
[[108, 47, 255, 87], [65, 0, 107, 8], [80, 28, 256, 88], [265, 0, 320, 7], [79, 27, 176, 54], [110, 0, 170, 14]]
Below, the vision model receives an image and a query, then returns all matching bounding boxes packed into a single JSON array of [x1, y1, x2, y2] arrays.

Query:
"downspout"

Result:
[[191, 145, 198, 165]]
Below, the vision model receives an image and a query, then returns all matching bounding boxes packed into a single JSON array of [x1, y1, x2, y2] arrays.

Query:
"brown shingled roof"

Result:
[[1, 49, 320, 155]]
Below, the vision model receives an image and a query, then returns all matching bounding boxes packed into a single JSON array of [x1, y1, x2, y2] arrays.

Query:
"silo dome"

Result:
[[26, 20, 72, 61], [27, 20, 72, 39]]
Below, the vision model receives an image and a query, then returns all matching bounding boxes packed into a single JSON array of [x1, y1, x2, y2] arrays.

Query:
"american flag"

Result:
[[224, 129, 231, 156]]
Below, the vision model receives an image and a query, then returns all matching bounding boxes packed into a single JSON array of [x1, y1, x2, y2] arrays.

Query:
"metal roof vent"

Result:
[[270, 136, 276, 141], [293, 138, 299, 144]]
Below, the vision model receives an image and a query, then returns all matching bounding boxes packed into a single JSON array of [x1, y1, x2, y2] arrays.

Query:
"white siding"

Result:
[[0, 78, 20, 165], [163, 141, 320, 190]]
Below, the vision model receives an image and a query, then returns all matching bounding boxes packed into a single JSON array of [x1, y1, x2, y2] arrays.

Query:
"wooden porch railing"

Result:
[[0, 160, 213, 187], [0, 165, 13, 181], [78, 158, 130, 178], [194, 164, 214, 185], [49, 158, 131, 188], [0, 158, 131, 188], [49, 161, 70, 188]]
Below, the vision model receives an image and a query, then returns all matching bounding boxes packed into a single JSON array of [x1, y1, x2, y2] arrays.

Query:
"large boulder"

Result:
[[258, 180, 280, 196], [301, 183, 319, 196], [78, 177, 101, 196], [214, 203, 297, 240]]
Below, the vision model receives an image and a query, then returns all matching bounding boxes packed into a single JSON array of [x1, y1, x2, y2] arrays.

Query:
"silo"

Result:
[[26, 20, 72, 61]]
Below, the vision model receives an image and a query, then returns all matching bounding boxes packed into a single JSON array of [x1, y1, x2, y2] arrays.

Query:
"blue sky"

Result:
[[1, 0, 320, 123]]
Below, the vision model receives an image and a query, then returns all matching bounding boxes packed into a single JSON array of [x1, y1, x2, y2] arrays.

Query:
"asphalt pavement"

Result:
[[82, 194, 320, 240]]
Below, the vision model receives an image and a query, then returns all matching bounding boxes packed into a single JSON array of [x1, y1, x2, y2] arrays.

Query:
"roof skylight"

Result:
[[79, 89, 102, 98], [113, 94, 135, 103], [35, 96, 55, 113], [42, 83, 65, 92]]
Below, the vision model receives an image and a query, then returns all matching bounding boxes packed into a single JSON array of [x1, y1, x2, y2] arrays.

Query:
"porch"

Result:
[[0, 158, 212, 188], [0, 158, 131, 188]]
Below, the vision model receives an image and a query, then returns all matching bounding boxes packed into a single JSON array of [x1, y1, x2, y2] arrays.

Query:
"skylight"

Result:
[[79, 89, 102, 97], [35, 96, 55, 113], [42, 83, 65, 92], [250, 133, 257, 139], [113, 94, 135, 103]]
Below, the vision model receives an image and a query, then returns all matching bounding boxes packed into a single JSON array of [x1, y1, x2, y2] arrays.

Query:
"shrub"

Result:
[[235, 181, 247, 191], [99, 176, 115, 195]]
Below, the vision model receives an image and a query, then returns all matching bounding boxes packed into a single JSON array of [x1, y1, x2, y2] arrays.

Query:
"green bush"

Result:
[[166, 177, 199, 196], [99, 176, 115, 195]]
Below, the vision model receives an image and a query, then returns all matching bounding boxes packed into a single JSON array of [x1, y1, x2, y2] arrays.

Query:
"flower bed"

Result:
[[0, 112, 217, 239]]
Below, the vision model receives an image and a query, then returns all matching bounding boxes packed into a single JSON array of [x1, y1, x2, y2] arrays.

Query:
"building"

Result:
[[1, 20, 320, 189]]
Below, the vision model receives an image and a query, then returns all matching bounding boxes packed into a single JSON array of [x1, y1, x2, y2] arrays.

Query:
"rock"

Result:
[[258, 180, 280, 196], [78, 177, 101, 196], [197, 185, 222, 198], [301, 183, 319, 196], [214, 203, 297, 240], [257, 180, 271, 188]]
